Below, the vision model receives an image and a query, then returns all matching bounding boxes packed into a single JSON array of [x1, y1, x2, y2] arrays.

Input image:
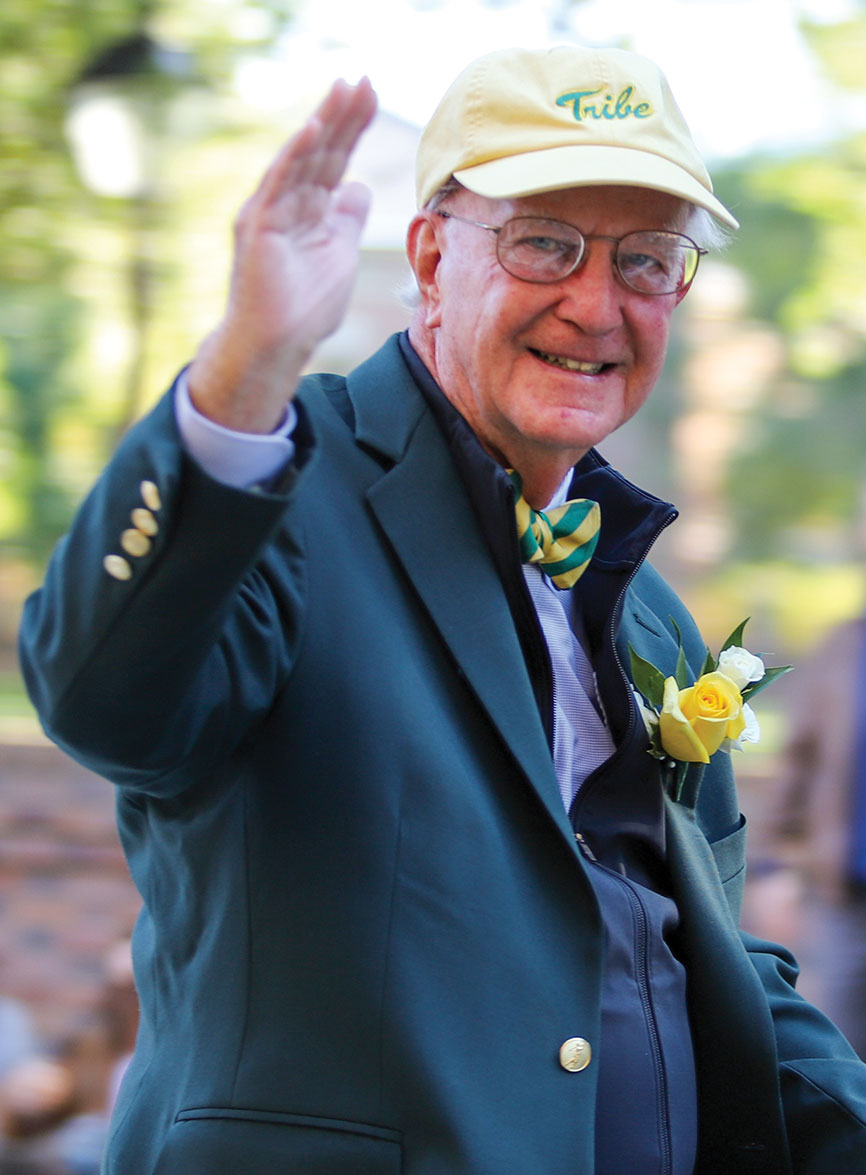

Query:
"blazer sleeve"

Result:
[[18, 378, 316, 797], [744, 929, 866, 1170]]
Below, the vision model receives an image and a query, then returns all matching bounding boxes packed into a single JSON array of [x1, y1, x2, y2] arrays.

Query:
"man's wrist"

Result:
[[187, 326, 311, 434], [174, 372, 297, 489]]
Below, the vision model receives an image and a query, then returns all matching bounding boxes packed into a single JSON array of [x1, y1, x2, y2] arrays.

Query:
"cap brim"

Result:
[[453, 143, 739, 230]]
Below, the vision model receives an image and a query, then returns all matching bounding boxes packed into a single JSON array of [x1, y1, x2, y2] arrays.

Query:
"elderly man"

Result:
[[19, 44, 866, 1175]]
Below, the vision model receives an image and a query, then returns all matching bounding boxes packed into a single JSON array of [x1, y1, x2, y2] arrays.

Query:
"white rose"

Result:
[[632, 688, 659, 739], [717, 646, 765, 691], [726, 703, 761, 751]]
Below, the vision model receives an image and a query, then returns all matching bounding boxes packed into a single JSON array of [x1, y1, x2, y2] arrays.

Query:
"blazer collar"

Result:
[[345, 336, 573, 843], [346, 334, 429, 463]]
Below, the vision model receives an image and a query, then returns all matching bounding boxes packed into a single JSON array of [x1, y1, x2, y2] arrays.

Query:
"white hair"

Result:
[[684, 204, 733, 252]]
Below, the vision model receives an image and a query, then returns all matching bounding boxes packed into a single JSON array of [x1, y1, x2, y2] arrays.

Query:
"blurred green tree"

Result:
[[0, 0, 297, 581], [711, 10, 866, 564]]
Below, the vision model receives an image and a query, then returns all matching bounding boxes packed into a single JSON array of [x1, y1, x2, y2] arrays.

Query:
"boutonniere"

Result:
[[629, 618, 791, 800]]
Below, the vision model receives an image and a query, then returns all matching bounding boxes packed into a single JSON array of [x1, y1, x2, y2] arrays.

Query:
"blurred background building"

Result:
[[3, 0, 866, 1134]]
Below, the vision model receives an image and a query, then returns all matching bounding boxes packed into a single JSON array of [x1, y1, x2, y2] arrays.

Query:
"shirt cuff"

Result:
[[173, 372, 297, 489]]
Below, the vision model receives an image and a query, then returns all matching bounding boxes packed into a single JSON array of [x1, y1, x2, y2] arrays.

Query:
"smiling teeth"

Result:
[[535, 350, 604, 373]]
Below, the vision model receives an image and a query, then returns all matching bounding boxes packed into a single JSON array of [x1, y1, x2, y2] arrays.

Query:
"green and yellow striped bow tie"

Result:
[[509, 470, 601, 590]]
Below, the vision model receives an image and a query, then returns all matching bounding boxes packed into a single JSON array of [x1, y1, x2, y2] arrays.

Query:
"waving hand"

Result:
[[189, 77, 378, 432]]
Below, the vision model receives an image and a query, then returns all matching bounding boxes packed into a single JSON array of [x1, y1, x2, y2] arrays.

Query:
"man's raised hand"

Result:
[[189, 77, 378, 432]]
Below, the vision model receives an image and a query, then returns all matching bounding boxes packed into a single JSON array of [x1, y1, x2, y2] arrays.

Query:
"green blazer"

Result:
[[19, 336, 866, 1174]]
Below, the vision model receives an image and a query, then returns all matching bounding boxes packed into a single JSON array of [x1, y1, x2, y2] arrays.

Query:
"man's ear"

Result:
[[406, 214, 443, 328]]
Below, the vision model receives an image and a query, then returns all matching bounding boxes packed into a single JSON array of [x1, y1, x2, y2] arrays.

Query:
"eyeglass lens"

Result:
[[497, 218, 699, 294]]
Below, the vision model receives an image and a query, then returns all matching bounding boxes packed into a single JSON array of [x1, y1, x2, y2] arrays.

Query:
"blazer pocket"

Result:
[[154, 1107, 403, 1175], [708, 813, 747, 917]]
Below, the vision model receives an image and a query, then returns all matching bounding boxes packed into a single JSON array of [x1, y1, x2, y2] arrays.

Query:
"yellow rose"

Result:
[[658, 672, 747, 764]]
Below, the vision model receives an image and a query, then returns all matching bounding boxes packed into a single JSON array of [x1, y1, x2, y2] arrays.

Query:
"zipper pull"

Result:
[[575, 831, 598, 862]]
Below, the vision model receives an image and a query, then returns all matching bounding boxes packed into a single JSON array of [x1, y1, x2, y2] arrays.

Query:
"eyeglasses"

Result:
[[435, 210, 706, 296]]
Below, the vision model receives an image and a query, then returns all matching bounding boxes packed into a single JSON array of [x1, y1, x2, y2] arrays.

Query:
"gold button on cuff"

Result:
[[559, 1037, 592, 1073], [104, 554, 132, 581], [140, 480, 161, 511], [121, 528, 151, 558], [131, 508, 159, 537]]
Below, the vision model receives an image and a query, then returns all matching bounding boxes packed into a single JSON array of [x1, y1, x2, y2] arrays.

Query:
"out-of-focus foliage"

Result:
[[801, 10, 866, 94], [702, 11, 866, 571], [0, 4, 128, 565], [0, 0, 298, 577]]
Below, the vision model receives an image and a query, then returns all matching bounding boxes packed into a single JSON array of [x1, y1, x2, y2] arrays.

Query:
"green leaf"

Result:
[[666, 618, 690, 687], [720, 617, 750, 653], [674, 647, 691, 689], [741, 663, 793, 700], [701, 646, 716, 676], [629, 644, 666, 710]]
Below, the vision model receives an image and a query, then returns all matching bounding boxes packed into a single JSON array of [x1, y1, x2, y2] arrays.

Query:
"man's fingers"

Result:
[[257, 77, 377, 207], [333, 180, 373, 239], [295, 76, 378, 193], [321, 76, 378, 160]]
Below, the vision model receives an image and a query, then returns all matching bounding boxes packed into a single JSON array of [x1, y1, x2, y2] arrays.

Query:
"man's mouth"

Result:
[[530, 348, 608, 374]]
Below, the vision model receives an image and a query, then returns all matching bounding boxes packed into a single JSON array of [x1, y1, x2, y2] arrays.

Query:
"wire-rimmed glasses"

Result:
[[435, 210, 705, 296]]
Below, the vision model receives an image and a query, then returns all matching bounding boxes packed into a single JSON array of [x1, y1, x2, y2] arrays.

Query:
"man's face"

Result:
[[417, 184, 690, 485]]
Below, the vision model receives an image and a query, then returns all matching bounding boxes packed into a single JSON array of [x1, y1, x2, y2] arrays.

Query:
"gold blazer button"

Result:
[[103, 554, 132, 581], [121, 529, 152, 558], [559, 1037, 592, 1072], [140, 480, 162, 512], [131, 508, 159, 537]]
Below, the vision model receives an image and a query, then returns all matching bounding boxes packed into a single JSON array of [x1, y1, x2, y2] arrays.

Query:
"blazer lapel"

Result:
[[347, 339, 571, 842]]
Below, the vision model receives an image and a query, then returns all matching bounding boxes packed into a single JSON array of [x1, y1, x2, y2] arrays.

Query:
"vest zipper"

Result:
[[574, 831, 597, 861], [575, 832, 674, 1175], [619, 872, 673, 1175], [607, 510, 678, 735]]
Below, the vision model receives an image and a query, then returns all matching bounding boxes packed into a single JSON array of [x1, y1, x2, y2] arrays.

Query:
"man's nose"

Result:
[[554, 242, 624, 333]]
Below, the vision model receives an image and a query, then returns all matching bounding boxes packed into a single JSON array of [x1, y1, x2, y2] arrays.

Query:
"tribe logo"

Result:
[[556, 85, 653, 122]]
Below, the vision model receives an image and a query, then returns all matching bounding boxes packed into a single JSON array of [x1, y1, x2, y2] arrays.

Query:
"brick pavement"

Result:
[[0, 738, 141, 1053]]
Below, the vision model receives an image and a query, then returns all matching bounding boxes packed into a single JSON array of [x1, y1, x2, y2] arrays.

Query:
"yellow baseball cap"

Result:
[[416, 45, 738, 229]]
